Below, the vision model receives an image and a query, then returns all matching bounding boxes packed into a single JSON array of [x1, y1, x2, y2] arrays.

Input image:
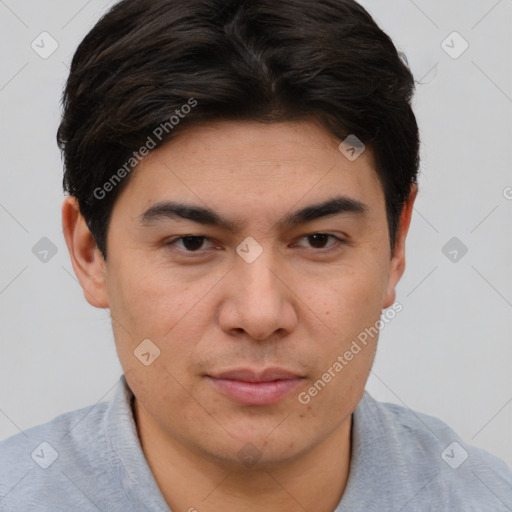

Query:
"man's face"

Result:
[[79, 120, 409, 467]]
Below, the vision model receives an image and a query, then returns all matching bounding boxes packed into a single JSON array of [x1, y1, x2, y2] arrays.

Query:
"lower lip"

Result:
[[208, 377, 303, 406]]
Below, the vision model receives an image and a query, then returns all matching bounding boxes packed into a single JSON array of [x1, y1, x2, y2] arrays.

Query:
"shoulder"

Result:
[[0, 402, 112, 511], [350, 393, 512, 511], [374, 395, 511, 473]]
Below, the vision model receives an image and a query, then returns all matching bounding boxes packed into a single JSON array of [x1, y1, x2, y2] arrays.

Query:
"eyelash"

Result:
[[164, 233, 346, 255]]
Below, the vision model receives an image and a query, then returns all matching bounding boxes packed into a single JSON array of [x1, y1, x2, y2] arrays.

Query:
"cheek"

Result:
[[108, 259, 193, 334], [321, 258, 389, 335], [298, 272, 383, 424], [107, 261, 225, 380], [109, 267, 207, 418]]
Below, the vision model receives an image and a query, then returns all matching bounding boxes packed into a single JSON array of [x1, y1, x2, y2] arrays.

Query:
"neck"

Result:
[[133, 399, 352, 512]]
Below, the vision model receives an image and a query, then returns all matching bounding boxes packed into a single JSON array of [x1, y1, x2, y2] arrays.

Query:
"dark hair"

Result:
[[57, 0, 419, 261]]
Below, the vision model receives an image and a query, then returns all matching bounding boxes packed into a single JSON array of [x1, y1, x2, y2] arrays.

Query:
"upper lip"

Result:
[[208, 367, 304, 382]]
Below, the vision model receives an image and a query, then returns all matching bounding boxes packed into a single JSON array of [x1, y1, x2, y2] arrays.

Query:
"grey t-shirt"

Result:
[[1, 375, 511, 511]]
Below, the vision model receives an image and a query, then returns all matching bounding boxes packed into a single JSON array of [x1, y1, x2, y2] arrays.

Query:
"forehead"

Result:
[[113, 120, 384, 223]]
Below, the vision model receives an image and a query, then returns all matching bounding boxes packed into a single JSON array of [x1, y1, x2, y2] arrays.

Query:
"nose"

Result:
[[218, 247, 297, 341]]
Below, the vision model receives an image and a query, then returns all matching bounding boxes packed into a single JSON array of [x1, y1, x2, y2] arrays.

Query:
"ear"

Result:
[[61, 196, 109, 309], [382, 184, 418, 309]]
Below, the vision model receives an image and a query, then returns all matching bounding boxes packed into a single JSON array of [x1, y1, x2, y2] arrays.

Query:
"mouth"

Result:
[[206, 367, 305, 406]]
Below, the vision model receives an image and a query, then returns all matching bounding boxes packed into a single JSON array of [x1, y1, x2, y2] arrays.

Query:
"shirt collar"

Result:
[[104, 375, 171, 511]]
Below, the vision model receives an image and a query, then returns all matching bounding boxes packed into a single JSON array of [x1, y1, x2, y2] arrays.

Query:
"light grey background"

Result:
[[1, 0, 511, 465]]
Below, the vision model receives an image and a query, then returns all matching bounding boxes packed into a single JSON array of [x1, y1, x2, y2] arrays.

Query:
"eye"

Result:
[[294, 233, 345, 251], [165, 235, 215, 253], [164, 233, 346, 256]]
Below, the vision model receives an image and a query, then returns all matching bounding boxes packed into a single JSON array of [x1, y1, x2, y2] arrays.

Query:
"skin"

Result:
[[62, 120, 417, 512]]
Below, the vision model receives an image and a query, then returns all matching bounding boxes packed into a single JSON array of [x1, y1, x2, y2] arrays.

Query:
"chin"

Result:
[[202, 429, 311, 471]]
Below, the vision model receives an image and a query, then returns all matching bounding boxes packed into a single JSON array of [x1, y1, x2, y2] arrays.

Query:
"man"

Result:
[[1, 0, 511, 510]]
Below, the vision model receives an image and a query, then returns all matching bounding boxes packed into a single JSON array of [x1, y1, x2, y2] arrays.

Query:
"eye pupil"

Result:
[[182, 236, 204, 251], [308, 234, 329, 249]]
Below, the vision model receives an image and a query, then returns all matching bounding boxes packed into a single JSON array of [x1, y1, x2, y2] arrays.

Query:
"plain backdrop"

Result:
[[1, 0, 511, 465]]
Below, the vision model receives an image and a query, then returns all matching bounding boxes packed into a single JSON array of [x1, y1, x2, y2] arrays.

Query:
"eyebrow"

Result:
[[137, 196, 368, 232]]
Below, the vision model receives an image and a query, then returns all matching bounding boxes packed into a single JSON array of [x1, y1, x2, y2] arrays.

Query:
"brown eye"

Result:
[[307, 234, 330, 249], [166, 236, 213, 253], [295, 233, 344, 251]]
